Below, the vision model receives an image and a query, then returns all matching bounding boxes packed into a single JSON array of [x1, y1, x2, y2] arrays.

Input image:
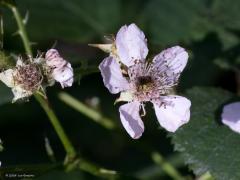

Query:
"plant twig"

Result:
[[197, 172, 214, 180], [151, 152, 185, 180], [9, 3, 76, 161], [59, 92, 116, 130], [10, 6, 32, 56], [35, 95, 76, 160], [7, 4, 123, 178]]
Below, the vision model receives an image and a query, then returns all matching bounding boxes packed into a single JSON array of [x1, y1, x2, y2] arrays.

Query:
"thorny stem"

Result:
[[9, 4, 76, 161], [10, 6, 32, 56]]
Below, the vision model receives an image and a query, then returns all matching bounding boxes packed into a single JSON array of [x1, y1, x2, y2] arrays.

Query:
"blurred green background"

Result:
[[0, 0, 240, 179]]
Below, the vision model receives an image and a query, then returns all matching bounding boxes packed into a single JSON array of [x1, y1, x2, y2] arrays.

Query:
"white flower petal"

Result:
[[221, 102, 240, 133], [45, 49, 74, 88], [46, 57, 67, 69], [99, 56, 130, 94], [115, 91, 134, 103], [153, 46, 188, 75], [45, 49, 67, 69], [12, 86, 32, 102], [119, 101, 144, 139], [153, 96, 191, 132], [16, 58, 24, 66], [34, 57, 45, 64], [45, 49, 61, 60], [116, 23, 148, 66], [52, 63, 74, 88], [0, 69, 15, 88]]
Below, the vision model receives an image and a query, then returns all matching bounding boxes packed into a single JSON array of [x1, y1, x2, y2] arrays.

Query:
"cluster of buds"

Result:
[[0, 49, 73, 102]]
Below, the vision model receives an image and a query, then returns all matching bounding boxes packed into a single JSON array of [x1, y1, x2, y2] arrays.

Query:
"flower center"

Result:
[[14, 64, 43, 92], [136, 76, 154, 91], [133, 75, 159, 101]]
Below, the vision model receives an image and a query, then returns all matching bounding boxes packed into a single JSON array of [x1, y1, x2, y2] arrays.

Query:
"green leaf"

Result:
[[0, 83, 12, 105], [141, 0, 210, 45], [211, 0, 240, 30], [171, 87, 240, 180], [4, 0, 121, 43], [0, 51, 15, 69], [141, 0, 240, 47]]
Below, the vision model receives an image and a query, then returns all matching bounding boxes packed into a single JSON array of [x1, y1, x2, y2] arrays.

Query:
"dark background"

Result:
[[0, 0, 239, 179]]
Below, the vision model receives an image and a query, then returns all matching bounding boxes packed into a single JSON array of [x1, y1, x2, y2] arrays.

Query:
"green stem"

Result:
[[10, 6, 32, 56], [9, 4, 76, 160], [59, 92, 115, 130], [35, 94, 76, 159], [198, 172, 214, 180], [135, 154, 183, 179], [151, 152, 185, 180]]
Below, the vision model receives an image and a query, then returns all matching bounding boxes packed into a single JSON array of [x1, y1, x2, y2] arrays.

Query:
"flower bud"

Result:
[[45, 49, 73, 88], [45, 49, 60, 60], [51, 62, 73, 88]]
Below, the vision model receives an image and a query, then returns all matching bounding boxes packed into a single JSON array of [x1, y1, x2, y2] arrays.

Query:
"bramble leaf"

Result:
[[171, 87, 240, 180]]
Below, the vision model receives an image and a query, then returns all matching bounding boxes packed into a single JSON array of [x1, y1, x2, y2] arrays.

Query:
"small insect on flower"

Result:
[[94, 23, 191, 139], [45, 49, 74, 88], [0, 57, 43, 102], [221, 102, 240, 133]]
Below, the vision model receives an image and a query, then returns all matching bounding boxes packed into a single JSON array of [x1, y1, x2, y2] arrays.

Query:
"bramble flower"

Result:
[[115, 24, 148, 66], [221, 102, 240, 133], [45, 49, 74, 88], [97, 23, 191, 139], [0, 49, 73, 102], [0, 57, 43, 102], [91, 23, 148, 66]]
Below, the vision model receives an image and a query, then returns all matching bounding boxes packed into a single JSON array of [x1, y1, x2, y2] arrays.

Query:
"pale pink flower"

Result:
[[116, 23, 148, 66], [98, 23, 191, 139], [0, 58, 43, 102], [45, 49, 73, 88], [221, 102, 240, 133]]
